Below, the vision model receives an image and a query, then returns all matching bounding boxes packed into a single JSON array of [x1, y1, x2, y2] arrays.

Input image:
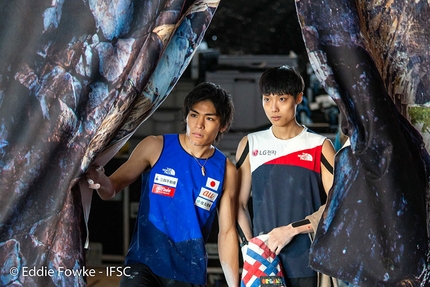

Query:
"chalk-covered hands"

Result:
[[85, 165, 104, 190]]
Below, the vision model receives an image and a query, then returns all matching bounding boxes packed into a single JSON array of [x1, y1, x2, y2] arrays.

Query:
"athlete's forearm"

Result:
[[218, 230, 240, 287], [291, 218, 313, 234]]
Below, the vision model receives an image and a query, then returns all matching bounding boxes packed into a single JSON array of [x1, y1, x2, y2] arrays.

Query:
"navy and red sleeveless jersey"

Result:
[[248, 126, 327, 279]]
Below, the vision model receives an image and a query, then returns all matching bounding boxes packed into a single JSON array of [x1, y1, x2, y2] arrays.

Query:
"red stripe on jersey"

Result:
[[265, 146, 322, 173]]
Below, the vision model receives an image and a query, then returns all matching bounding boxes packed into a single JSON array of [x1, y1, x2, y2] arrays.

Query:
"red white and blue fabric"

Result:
[[241, 234, 286, 287]]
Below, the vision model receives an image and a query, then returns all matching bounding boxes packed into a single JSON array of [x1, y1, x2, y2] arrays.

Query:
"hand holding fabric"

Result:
[[85, 165, 105, 190]]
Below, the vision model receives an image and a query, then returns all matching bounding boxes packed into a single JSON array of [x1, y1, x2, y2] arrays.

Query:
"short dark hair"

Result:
[[182, 82, 234, 142], [259, 65, 304, 98]]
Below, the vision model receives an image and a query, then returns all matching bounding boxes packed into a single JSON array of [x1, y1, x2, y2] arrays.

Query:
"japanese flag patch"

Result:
[[205, 177, 220, 191]]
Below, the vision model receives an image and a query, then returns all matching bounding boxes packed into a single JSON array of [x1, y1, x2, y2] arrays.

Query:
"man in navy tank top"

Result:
[[86, 82, 240, 287], [235, 66, 336, 287]]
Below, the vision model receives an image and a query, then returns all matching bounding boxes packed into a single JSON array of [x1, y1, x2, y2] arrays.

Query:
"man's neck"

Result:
[[181, 133, 213, 158]]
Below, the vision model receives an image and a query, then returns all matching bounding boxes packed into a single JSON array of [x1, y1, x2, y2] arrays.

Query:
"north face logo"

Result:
[[298, 153, 313, 161]]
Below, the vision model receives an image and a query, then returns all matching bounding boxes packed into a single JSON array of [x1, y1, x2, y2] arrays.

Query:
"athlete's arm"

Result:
[[235, 136, 253, 242], [218, 158, 240, 287], [321, 138, 336, 194], [86, 135, 162, 200]]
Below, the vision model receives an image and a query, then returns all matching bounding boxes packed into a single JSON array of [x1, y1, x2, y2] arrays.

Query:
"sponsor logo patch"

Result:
[[195, 187, 219, 211], [195, 197, 214, 211], [199, 187, 218, 201], [154, 173, 178, 187], [252, 149, 277, 156], [151, 183, 176, 197]]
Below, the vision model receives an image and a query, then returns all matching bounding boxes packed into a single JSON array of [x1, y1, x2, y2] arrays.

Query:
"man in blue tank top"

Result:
[[235, 66, 336, 287], [86, 82, 240, 287]]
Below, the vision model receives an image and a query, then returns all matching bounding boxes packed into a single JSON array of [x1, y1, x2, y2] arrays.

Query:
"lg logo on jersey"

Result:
[[252, 149, 277, 156]]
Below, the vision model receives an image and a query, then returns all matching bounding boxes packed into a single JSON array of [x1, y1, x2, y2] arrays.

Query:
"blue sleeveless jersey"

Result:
[[248, 127, 326, 279], [125, 134, 226, 284]]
